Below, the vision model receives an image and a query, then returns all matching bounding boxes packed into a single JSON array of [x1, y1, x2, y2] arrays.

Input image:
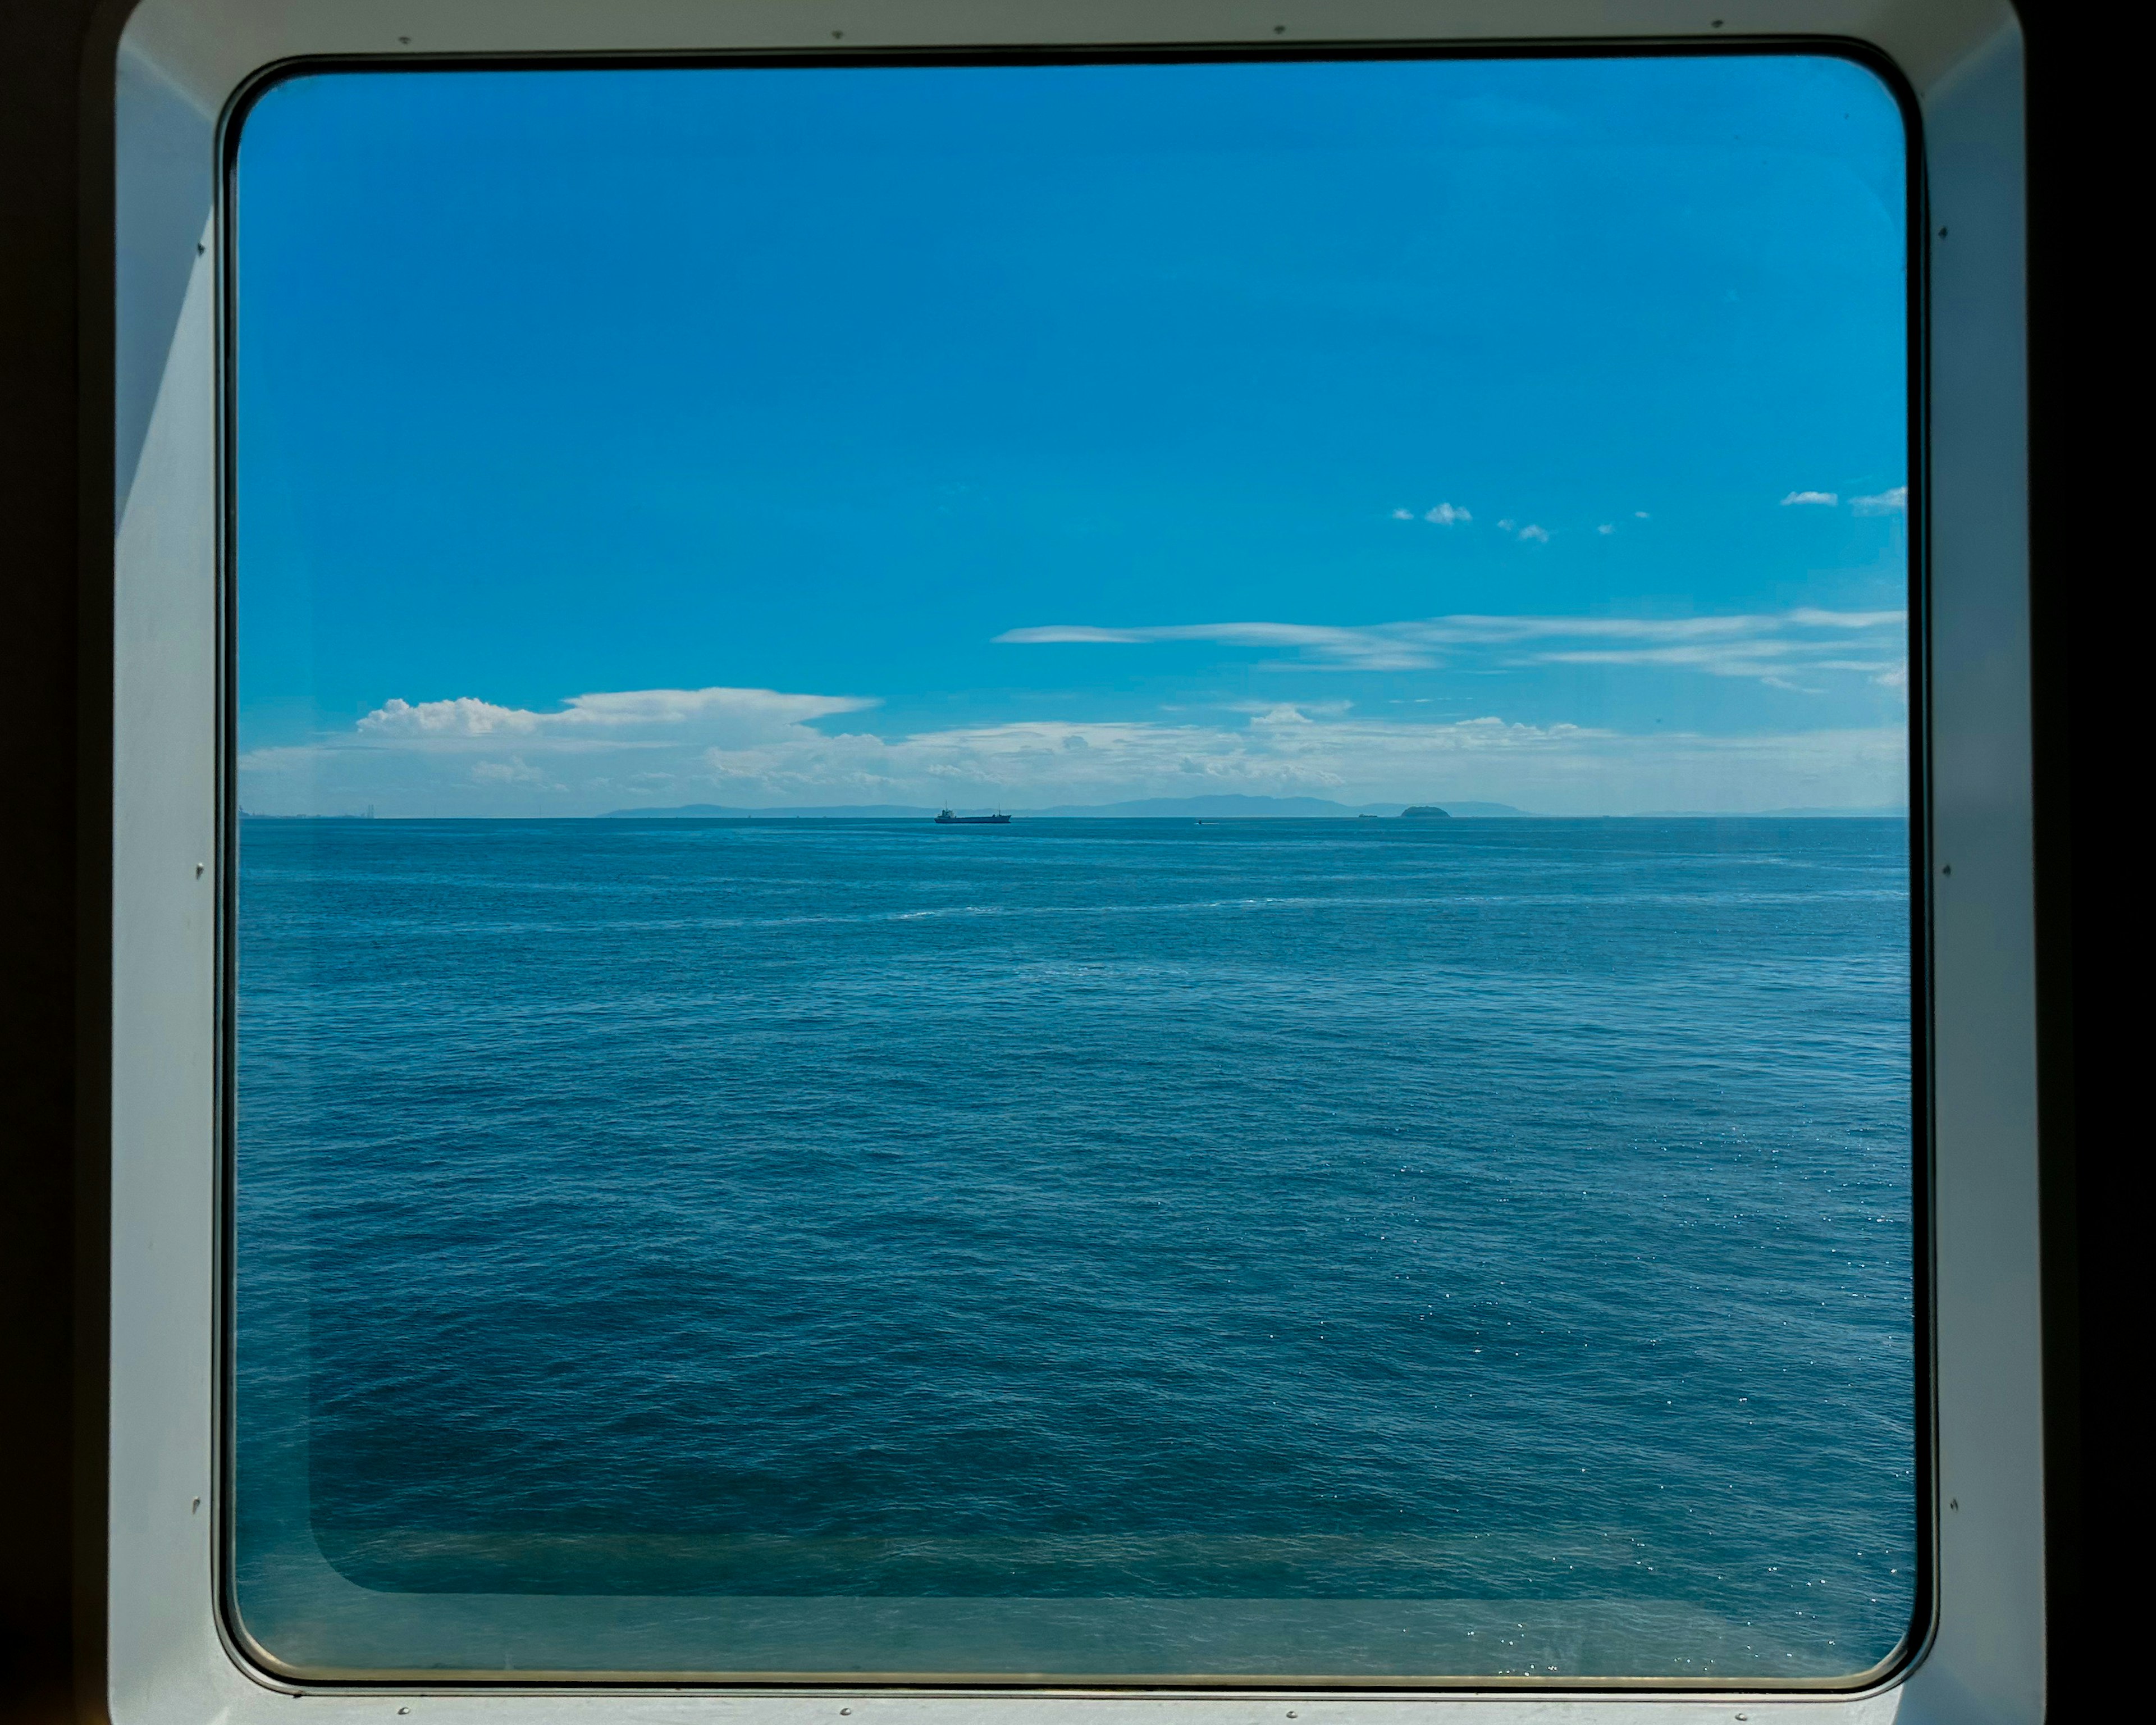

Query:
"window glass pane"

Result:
[[232, 53, 1915, 1684]]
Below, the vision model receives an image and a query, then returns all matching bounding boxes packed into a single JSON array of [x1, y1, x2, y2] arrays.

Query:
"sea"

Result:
[[232, 816, 1916, 1682]]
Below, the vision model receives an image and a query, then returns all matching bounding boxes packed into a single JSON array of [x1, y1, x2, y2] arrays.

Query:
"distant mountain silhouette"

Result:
[[604, 795, 1536, 819], [601, 804, 942, 819], [1030, 795, 1377, 818], [1632, 805, 1909, 818], [1024, 795, 1535, 818]]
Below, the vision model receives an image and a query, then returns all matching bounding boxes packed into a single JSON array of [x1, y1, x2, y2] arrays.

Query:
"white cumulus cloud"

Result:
[[358, 685, 875, 745], [1781, 490, 1839, 506], [1852, 485, 1908, 515]]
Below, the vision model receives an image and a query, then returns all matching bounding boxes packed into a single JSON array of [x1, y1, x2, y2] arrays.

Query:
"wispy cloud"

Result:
[[1852, 485, 1908, 515], [997, 608, 1906, 683], [1781, 490, 1839, 506], [996, 621, 1438, 670], [990, 626, 1155, 647]]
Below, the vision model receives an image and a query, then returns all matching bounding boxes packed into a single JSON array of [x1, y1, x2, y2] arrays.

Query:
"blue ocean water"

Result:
[[234, 816, 1915, 1680]]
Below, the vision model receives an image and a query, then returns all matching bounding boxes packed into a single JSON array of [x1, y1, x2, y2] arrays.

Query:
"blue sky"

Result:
[[234, 54, 1908, 815]]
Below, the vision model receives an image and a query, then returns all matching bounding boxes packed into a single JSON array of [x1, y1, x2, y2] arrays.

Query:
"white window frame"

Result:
[[106, 1, 2036, 1719]]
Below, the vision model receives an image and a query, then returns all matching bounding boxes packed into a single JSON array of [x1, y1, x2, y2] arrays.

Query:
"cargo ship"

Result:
[[934, 809, 1012, 824]]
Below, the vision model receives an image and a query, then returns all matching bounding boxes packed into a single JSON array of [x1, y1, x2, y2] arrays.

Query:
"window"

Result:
[[225, 51, 1918, 1687], [108, 1, 2042, 1720]]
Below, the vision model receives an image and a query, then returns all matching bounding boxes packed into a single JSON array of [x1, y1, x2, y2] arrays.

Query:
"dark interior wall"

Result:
[[0, 1, 2118, 1718], [1, 0, 112, 1719], [2020, 3, 2124, 1717]]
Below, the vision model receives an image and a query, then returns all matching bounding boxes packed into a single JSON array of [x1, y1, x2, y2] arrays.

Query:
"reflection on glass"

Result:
[[232, 53, 1914, 1682]]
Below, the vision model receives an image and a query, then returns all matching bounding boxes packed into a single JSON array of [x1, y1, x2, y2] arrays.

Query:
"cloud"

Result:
[[1781, 490, 1839, 506], [1227, 699, 1352, 720], [1852, 485, 1908, 515], [993, 626, 1155, 646], [1533, 645, 1903, 679], [243, 684, 1909, 819], [239, 619, 1910, 817], [997, 620, 1437, 670], [1424, 503, 1471, 525], [359, 685, 874, 741], [1516, 524, 1550, 543], [245, 684, 888, 813], [360, 696, 537, 738], [998, 607, 1906, 683], [1391, 508, 1415, 520], [1783, 607, 1904, 629], [1597, 524, 1614, 535], [471, 756, 562, 789]]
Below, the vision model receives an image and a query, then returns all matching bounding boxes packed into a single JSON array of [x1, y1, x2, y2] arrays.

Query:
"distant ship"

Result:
[[934, 809, 1012, 824], [1400, 805, 1454, 819]]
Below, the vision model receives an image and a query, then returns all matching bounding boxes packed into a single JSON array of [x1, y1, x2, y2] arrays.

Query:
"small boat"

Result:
[[934, 809, 1012, 824]]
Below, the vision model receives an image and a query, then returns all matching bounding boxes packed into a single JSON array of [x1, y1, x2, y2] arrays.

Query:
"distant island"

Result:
[[602, 795, 1536, 820], [1400, 805, 1452, 819]]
